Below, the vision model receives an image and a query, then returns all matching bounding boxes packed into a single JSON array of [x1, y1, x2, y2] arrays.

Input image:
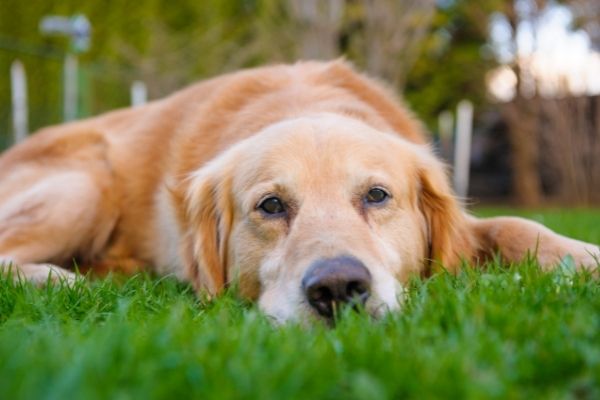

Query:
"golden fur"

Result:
[[0, 60, 598, 322]]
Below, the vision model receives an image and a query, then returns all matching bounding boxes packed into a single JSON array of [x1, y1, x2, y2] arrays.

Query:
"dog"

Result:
[[0, 60, 598, 323]]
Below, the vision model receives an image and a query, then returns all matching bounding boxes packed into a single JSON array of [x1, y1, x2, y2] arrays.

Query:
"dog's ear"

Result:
[[469, 216, 600, 269], [175, 165, 234, 296], [416, 148, 477, 274], [414, 146, 599, 272]]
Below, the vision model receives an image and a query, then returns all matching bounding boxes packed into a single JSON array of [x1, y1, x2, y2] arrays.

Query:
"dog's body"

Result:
[[0, 61, 598, 322]]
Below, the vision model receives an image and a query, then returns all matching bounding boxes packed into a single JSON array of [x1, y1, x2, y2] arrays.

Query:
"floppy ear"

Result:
[[175, 166, 234, 296], [469, 216, 600, 270], [415, 147, 599, 271], [416, 149, 477, 274]]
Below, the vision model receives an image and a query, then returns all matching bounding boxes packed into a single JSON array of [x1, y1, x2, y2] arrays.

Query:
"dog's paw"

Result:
[[14, 263, 80, 286]]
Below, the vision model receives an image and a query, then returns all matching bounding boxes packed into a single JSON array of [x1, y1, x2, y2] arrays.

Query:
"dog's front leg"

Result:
[[470, 216, 600, 270]]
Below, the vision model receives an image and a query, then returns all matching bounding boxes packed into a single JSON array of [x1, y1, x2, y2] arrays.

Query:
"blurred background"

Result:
[[0, 0, 599, 206]]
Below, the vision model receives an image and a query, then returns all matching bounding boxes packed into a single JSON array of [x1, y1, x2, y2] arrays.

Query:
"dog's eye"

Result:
[[364, 187, 389, 204], [258, 196, 286, 215]]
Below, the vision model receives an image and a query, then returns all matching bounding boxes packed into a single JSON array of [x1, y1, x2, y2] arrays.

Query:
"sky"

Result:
[[488, 3, 600, 101]]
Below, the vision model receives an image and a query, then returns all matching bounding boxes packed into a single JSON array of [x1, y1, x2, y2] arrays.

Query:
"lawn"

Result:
[[1, 209, 599, 399]]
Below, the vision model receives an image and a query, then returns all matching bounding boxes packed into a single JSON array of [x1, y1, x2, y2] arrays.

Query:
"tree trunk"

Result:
[[288, 0, 345, 60], [502, 96, 543, 206]]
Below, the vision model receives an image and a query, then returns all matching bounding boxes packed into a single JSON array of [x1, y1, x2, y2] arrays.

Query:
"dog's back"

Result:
[[0, 60, 426, 278]]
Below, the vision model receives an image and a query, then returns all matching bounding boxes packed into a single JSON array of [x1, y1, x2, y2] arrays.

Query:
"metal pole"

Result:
[[453, 100, 474, 198], [10, 60, 28, 143], [63, 53, 78, 121], [437, 110, 454, 162], [130, 81, 147, 107], [40, 14, 90, 122]]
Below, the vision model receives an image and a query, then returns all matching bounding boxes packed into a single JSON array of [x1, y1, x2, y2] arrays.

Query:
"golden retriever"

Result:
[[0, 60, 598, 322]]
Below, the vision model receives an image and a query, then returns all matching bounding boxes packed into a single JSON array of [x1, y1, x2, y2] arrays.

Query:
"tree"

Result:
[[287, 0, 345, 59], [403, 0, 499, 129], [360, 0, 436, 89]]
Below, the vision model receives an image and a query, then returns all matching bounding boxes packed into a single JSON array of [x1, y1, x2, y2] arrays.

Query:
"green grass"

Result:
[[1, 209, 600, 399]]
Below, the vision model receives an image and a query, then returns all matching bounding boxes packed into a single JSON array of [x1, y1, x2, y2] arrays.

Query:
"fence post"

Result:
[[63, 54, 78, 121], [40, 14, 91, 121], [437, 110, 454, 161], [10, 60, 28, 143], [453, 100, 473, 198], [130, 81, 147, 107]]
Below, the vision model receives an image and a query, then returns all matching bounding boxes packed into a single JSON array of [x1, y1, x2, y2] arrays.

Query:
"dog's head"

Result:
[[179, 114, 475, 323]]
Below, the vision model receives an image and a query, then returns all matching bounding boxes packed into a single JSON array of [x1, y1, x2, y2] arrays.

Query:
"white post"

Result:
[[64, 54, 78, 121], [130, 81, 147, 107], [10, 60, 28, 143], [40, 14, 90, 121], [437, 110, 454, 161], [453, 100, 474, 198]]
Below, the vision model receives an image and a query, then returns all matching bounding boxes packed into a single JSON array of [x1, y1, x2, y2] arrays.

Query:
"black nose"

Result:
[[302, 256, 372, 318]]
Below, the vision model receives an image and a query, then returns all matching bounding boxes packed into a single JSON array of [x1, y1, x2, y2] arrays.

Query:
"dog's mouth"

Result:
[[262, 289, 397, 325], [293, 293, 394, 326], [257, 254, 403, 324]]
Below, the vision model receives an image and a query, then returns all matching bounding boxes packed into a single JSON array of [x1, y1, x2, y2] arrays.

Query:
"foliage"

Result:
[[404, 0, 500, 130], [0, 208, 599, 399], [0, 0, 504, 144], [0, 0, 273, 137]]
